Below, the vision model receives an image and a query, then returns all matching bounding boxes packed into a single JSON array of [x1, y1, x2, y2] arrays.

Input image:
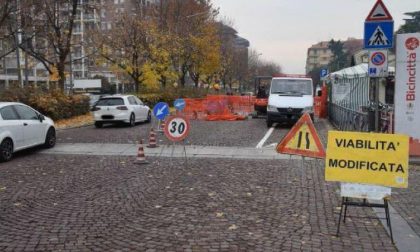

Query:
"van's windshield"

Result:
[[271, 79, 313, 95]]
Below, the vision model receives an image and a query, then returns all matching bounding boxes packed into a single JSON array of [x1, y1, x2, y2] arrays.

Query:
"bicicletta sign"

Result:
[[395, 33, 420, 156]]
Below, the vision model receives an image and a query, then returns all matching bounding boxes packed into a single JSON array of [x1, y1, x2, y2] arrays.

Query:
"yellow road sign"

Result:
[[325, 131, 409, 188]]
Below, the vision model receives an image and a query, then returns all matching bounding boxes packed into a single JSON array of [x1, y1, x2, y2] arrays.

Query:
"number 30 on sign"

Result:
[[164, 115, 191, 142]]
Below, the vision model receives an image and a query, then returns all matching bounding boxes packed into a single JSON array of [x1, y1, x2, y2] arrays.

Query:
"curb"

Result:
[[56, 122, 93, 131]]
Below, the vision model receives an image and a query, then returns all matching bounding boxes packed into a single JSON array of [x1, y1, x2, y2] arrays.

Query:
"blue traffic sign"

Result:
[[174, 98, 186, 111], [320, 69, 328, 78], [364, 21, 394, 49], [153, 102, 169, 120]]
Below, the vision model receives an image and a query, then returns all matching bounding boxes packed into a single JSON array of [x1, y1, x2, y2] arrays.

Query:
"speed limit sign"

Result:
[[164, 115, 191, 142]]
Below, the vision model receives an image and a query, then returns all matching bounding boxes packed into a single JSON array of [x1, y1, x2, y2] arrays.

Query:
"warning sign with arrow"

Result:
[[276, 113, 326, 158]]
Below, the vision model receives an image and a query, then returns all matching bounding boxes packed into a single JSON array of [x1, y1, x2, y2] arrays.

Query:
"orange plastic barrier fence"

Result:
[[182, 95, 255, 121], [314, 85, 328, 118], [410, 138, 420, 156], [314, 97, 322, 117]]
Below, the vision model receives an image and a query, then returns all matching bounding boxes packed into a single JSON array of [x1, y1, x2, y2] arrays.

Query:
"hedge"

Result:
[[0, 85, 90, 121]]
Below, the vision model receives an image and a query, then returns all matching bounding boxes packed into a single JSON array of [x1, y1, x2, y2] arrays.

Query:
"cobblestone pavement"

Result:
[[57, 119, 273, 147], [392, 164, 420, 237], [0, 154, 396, 251]]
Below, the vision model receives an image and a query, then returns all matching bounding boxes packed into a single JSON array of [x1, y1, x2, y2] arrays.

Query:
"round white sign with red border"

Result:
[[164, 115, 190, 142]]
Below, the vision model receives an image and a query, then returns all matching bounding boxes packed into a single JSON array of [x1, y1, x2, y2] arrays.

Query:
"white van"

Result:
[[266, 75, 314, 127]]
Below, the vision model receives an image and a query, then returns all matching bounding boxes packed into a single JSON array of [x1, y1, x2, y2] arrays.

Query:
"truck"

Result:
[[253, 76, 272, 115], [266, 74, 314, 127]]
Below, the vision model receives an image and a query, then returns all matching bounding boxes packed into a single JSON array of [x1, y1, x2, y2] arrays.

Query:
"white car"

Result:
[[92, 95, 151, 128], [0, 102, 56, 162]]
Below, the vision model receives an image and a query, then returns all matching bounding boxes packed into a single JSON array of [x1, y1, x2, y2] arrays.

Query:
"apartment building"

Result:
[[305, 38, 363, 74]]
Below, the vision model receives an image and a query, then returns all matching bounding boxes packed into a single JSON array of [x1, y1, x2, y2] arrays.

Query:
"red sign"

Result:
[[164, 115, 191, 142], [276, 113, 325, 158], [366, 0, 393, 22]]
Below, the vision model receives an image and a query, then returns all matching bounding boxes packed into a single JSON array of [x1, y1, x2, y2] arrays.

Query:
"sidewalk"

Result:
[[41, 143, 302, 160]]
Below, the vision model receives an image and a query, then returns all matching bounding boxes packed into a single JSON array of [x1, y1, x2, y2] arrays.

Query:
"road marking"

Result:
[[256, 123, 277, 149]]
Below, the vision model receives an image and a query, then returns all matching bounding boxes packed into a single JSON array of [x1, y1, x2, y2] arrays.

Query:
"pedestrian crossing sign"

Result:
[[364, 21, 393, 49], [276, 113, 326, 159]]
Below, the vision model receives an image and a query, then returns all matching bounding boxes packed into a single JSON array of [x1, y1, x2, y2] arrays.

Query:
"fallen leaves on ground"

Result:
[[55, 113, 93, 129], [228, 224, 238, 230]]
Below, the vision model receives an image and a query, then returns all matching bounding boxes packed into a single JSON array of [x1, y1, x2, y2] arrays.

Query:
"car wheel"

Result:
[[44, 127, 56, 148], [94, 121, 103, 128], [0, 138, 13, 162], [129, 113, 135, 127], [146, 111, 151, 123], [267, 119, 273, 128]]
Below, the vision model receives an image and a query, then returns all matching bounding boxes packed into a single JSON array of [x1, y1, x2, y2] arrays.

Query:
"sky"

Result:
[[211, 0, 420, 73]]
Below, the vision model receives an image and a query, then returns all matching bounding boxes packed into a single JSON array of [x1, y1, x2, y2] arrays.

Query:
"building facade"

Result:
[[305, 38, 363, 74]]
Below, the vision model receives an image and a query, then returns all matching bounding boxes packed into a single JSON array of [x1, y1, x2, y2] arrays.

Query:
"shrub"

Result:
[[0, 85, 90, 121]]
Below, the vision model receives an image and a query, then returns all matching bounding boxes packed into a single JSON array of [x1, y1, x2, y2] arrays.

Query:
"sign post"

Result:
[[153, 102, 170, 132], [364, 0, 394, 132], [325, 130, 409, 244], [334, 2, 399, 242], [174, 98, 186, 112], [164, 115, 191, 167], [276, 113, 326, 180], [320, 68, 328, 81]]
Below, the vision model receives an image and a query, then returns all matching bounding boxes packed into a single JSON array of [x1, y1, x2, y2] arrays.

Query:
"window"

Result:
[[96, 98, 124, 106], [14, 105, 39, 120], [128, 96, 137, 105], [134, 97, 143, 105], [271, 79, 313, 95], [0, 106, 19, 120]]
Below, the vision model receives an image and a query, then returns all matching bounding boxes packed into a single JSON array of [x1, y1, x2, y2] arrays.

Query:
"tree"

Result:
[[153, 0, 219, 87], [96, 7, 166, 93], [189, 22, 221, 87], [328, 39, 349, 72], [19, 0, 80, 90], [397, 11, 420, 33], [0, 1, 15, 60], [308, 65, 325, 89], [93, 75, 115, 94]]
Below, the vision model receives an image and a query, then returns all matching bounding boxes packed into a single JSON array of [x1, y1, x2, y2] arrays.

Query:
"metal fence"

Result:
[[329, 102, 370, 132], [329, 102, 393, 133]]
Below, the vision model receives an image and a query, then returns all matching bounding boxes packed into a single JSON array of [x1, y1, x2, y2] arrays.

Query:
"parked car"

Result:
[[91, 95, 151, 128], [0, 102, 56, 162]]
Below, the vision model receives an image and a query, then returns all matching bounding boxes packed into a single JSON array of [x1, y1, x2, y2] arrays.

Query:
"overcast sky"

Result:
[[212, 0, 420, 73]]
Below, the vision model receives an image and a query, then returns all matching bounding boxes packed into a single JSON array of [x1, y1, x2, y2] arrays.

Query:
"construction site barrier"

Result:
[[182, 95, 255, 121]]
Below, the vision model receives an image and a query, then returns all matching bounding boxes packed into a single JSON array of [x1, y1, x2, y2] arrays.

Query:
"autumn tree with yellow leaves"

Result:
[[151, 0, 221, 87]]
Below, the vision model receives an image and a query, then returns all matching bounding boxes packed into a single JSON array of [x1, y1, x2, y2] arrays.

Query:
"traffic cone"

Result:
[[134, 140, 148, 164], [160, 120, 166, 133], [147, 128, 158, 148]]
